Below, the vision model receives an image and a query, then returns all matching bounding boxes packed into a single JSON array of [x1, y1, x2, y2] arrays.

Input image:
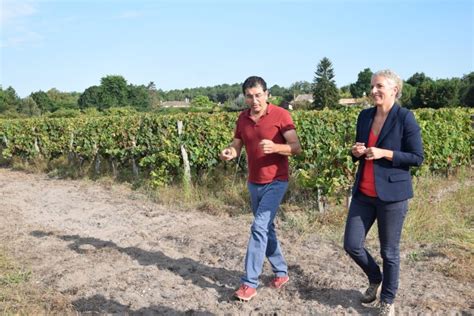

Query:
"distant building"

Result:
[[291, 94, 367, 107], [294, 94, 314, 103], [338, 98, 368, 106], [161, 98, 190, 108]]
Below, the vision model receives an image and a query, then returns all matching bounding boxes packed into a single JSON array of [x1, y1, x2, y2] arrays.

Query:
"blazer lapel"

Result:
[[376, 104, 400, 146], [361, 107, 376, 144]]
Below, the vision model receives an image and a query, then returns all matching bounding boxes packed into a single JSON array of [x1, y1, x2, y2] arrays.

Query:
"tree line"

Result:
[[312, 57, 473, 110], [1, 59, 472, 118]]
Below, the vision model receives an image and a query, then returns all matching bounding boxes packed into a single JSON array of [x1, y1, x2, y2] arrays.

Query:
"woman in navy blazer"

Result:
[[343, 70, 424, 315]]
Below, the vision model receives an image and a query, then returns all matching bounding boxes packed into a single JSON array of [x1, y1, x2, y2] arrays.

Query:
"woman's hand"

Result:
[[365, 147, 393, 161], [351, 142, 367, 158]]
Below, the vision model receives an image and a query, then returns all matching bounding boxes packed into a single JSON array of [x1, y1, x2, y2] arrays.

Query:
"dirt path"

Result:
[[0, 168, 472, 315]]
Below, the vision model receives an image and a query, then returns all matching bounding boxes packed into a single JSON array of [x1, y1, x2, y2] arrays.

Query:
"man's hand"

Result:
[[259, 139, 276, 154], [220, 147, 236, 161]]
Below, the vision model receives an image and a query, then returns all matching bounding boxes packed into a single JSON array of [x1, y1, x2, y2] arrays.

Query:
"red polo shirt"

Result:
[[234, 104, 296, 184]]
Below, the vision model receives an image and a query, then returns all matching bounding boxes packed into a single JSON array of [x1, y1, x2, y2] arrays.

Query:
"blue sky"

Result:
[[1, 0, 473, 98]]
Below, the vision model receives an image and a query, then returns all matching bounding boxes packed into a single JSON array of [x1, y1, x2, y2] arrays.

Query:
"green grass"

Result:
[[0, 251, 30, 288], [0, 251, 72, 314], [404, 167, 473, 246], [143, 169, 252, 216], [402, 167, 473, 281]]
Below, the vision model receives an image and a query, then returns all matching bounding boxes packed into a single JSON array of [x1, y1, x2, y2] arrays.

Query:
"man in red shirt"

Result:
[[220, 76, 301, 301]]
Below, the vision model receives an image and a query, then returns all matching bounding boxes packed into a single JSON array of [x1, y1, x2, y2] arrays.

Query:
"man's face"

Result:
[[244, 85, 268, 114]]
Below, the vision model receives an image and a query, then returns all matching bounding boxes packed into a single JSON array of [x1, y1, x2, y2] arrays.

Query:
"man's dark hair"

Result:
[[242, 76, 267, 94]]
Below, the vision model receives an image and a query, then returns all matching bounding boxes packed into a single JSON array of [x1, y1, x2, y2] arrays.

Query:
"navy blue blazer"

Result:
[[352, 104, 424, 202]]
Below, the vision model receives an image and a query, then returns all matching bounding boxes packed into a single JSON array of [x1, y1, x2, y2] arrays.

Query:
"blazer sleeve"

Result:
[[392, 111, 424, 167]]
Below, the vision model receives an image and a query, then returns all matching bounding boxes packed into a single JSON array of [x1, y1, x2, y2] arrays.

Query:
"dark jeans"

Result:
[[343, 191, 408, 304]]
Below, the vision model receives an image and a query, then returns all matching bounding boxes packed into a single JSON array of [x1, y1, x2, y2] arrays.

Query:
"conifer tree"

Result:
[[312, 57, 339, 109]]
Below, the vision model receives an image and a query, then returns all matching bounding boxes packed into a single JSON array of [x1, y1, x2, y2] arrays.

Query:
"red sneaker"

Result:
[[234, 284, 257, 301], [271, 275, 289, 289]]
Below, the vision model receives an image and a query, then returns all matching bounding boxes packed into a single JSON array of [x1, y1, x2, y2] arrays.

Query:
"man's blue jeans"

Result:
[[343, 191, 408, 304], [241, 180, 289, 288]]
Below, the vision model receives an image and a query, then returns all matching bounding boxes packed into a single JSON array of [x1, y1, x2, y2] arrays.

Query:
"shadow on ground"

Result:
[[31, 230, 238, 303], [72, 294, 213, 315], [31, 230, 376, 314]]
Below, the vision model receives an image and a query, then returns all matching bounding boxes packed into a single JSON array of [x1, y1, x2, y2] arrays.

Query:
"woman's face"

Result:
[[370, 75, 398, 107]]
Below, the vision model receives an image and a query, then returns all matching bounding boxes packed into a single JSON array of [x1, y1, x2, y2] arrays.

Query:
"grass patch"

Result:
[[279, 202, 347, 241], [404, 167, 473, 245], [403, 167, 473, 281], [0, 252, 31, 287], [142, 169, 252, 217], [0, 250, 72, 314]]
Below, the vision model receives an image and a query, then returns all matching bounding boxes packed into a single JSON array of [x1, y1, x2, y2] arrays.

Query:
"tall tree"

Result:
[[99, 75, 129, 109], [312, 57, 339, 109], [407, 72, 431, 87], [127, 84, 152, 111], [78, 86, 102, 109], [191, 95, 215, 108], [30, 90, 53, 114], [399, 82, 416, 108], [459, 72, 474, 107], [18, 97, 40, 116], [0, 86, 20, 114], [147, 81, 161, 109], [350, 68, 373, 98], [161, 83, 241, 103], [46, 88, 80, 111], [269, 84, 292, 101], [413, 79, 459, 108]]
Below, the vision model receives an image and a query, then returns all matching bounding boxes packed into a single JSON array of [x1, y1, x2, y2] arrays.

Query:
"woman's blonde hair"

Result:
[[372, 69, 403, 100]]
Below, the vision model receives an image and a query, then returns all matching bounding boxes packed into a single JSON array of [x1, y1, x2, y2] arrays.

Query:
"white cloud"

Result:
[[0, 30, 42, 48], [0, 0, 41, 48], [0, 0, 37, 25]]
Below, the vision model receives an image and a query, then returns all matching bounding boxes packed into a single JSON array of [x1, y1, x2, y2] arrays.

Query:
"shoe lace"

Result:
[[378, 302, 392, 315]]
